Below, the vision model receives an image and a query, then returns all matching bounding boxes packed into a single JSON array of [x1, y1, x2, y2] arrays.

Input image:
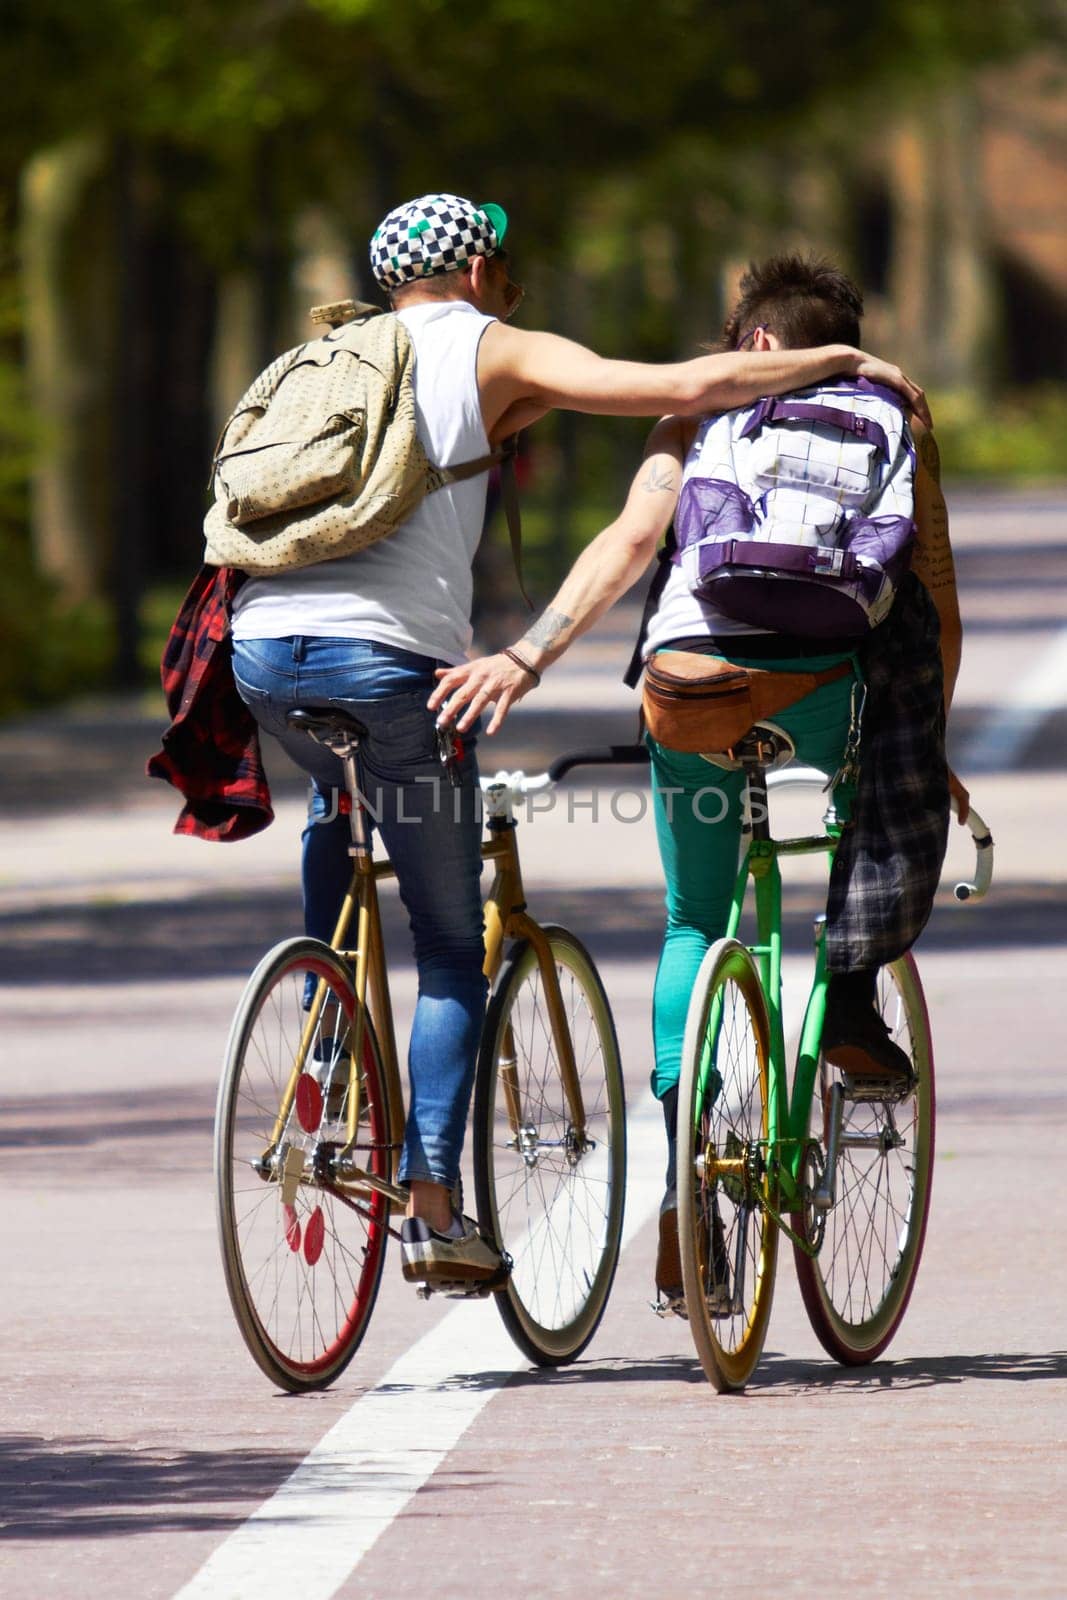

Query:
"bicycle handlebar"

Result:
[[481, 747, 994, 902], [547, 744, 650, 783], [951, 800, 994, 902], [766, 768, 994, 903], [480, 744, 650, 817]]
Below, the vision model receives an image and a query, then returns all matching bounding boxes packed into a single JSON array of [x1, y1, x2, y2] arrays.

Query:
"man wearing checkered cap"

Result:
[[370, 194, 508, 289], [232, 194, 931, 1292]]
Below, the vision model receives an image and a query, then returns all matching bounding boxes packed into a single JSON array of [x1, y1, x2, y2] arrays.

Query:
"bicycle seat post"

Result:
[[285, 708, 375, 860], [735, 724, 793, 843], [742, 759, 770, 842], [336, 740, 371, 858]]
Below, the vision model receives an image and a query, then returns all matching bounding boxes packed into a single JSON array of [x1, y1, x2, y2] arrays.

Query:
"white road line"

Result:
[[173, 1093, 666, 1600], [961, 626, 1067, 774], [176, 961, 813, 1600]]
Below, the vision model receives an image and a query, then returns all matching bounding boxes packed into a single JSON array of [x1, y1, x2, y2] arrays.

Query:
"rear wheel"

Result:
[[215, 937, 391, 1391], [792, 954, 935, 1363], [677, 939, 778, 1392], [474, 925, 625, 1365]]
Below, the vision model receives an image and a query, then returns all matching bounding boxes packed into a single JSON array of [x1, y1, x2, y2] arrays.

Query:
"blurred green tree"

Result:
[[0, 0, 1061, 696]]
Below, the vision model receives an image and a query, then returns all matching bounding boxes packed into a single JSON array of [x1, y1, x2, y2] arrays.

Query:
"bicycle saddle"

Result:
[[700, 721, 796, 774], [286, 707, 370, 745]]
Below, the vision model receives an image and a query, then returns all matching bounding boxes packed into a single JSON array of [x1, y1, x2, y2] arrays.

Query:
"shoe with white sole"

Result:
[[400, 1213, 505, 1292]]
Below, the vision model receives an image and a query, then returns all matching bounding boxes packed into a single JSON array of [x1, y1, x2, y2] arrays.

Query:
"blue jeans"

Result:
[[232, 635, 487, 1189]]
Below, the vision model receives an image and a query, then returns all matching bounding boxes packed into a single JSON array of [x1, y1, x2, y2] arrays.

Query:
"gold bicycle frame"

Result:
[[269, 759, 588, 1217]]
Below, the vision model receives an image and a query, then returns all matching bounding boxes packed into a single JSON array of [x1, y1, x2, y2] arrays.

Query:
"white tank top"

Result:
[[644, 415, 765, 654], [231, 300, 495, 664]]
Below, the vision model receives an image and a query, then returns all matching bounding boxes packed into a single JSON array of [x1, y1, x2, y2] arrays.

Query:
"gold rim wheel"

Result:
[[474, 925, 625, 1366]]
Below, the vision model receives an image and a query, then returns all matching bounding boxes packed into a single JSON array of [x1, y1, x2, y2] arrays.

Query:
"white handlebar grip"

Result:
[[952, 801, 994, 903]]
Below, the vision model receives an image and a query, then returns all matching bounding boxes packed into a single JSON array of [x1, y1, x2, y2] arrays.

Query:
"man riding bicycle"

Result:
[[431, 252, 964, 1306]]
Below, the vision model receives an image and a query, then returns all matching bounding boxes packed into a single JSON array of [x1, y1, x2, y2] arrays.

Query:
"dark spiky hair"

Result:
[[722, 253, 864, 350]]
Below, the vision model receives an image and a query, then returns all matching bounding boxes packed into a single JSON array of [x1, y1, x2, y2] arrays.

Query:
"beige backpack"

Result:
[[203, 300, 520, 582]]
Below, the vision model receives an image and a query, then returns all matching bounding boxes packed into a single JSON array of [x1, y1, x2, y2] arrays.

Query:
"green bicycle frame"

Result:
[[708, 791, 843, 1209]]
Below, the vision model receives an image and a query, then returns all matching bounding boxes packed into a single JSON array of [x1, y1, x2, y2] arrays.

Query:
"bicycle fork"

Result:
[[482, 822, 590, 1160]]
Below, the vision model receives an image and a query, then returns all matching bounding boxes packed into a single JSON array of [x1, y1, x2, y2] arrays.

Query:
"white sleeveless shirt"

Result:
[[230, 300, 495, 664]]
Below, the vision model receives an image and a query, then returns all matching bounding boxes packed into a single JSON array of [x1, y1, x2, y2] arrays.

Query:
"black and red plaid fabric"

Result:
[[825, 573, 950, 971], [146, 565, 274, 842]]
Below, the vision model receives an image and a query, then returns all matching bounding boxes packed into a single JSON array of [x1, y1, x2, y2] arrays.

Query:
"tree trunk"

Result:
[[886, 97, 993, 391], [21, 135, 117, 604]]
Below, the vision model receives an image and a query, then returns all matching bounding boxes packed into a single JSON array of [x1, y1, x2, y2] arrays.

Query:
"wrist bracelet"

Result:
[[502, 646, 541, 686]]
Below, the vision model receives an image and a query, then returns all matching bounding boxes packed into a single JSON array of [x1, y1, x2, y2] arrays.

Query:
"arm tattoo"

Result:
[[918, 430, 942, 483], [641, 461, 676, 493], [522, 606, 575, 652]]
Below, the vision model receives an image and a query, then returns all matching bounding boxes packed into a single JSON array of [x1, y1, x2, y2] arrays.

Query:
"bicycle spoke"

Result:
[[216, 941, 390, 1390], [793, 957, 935, 1363], [475, 929, 624, 1364], [677, 941, 777, 1391]]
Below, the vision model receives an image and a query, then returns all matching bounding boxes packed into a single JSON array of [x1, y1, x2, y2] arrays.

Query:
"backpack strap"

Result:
[[429, 435, 531, 610], [310, 301, 532, 607], [623, 525, 677, 688], [496, 439, 530, 611], [740, 397, 890, 462], [700, 536, 863, 581]]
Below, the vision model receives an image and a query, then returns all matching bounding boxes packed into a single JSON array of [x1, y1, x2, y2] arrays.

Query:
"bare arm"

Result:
[[910, 420, 968, 820], [429, 417, 687, 733], [911, 424, 961, 708], [477, 322, 930, 438]]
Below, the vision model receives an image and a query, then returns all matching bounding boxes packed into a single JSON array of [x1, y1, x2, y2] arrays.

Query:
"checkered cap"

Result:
[[369, 194, 507, 290]]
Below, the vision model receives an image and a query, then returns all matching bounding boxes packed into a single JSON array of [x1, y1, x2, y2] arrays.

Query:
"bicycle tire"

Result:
[[677, 938, 778, 1393], [473, 925, 626, 1365], [792, 953, 935, 1364], [215, 936, 390, 1392]]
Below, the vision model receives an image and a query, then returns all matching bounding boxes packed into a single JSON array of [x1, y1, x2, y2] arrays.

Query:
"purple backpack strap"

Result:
[[740, 397, 890, 462], [700, 537, 863, 582], [855, 376, 909, 410]]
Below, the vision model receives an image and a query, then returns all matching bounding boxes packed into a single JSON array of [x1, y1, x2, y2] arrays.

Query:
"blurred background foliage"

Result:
[[0, 0, 1064, 712]]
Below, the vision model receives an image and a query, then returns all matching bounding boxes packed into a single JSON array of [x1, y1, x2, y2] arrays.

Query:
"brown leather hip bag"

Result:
[[642, 648, 853, 754]]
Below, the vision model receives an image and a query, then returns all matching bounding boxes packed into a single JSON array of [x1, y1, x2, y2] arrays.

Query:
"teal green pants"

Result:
[[648, 650, 858, 1101]]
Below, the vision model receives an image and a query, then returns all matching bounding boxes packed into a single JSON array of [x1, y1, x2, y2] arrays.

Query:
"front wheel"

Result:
[[677, 938, 779, 1393], [215, 937, 391, 1392], [792, 953, 935, 1364], [473, 925, 626, 1365]]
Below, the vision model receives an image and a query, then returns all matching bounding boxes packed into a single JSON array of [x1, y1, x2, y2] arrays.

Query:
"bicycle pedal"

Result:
[[446, 1257, 513, 1299], [650, 1293, 688, 1321], [430, 1278, 497, 1300], [841, 1070, 916, 1104]]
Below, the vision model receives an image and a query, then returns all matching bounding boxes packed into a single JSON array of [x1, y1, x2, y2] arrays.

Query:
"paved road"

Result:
[[2, 488, 1066, 1598]]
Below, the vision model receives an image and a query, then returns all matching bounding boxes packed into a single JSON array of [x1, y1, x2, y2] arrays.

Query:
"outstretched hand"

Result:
[[428, 653, 538, 736], [854, 352, 931, 428]]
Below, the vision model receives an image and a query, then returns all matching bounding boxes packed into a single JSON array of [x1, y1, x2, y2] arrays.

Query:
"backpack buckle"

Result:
[[813, 546, 846, 577]]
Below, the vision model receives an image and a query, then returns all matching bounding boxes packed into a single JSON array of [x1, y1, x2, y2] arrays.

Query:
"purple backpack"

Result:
[[673, 378, 916, 637]]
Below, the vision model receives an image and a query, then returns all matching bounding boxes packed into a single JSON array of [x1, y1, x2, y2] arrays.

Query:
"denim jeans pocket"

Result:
[[355, 692, 439, 777], [232, 667, 274, 717]]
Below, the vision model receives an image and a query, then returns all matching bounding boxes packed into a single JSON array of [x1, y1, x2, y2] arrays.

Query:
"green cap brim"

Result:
[[480, 202, 508, 247]]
